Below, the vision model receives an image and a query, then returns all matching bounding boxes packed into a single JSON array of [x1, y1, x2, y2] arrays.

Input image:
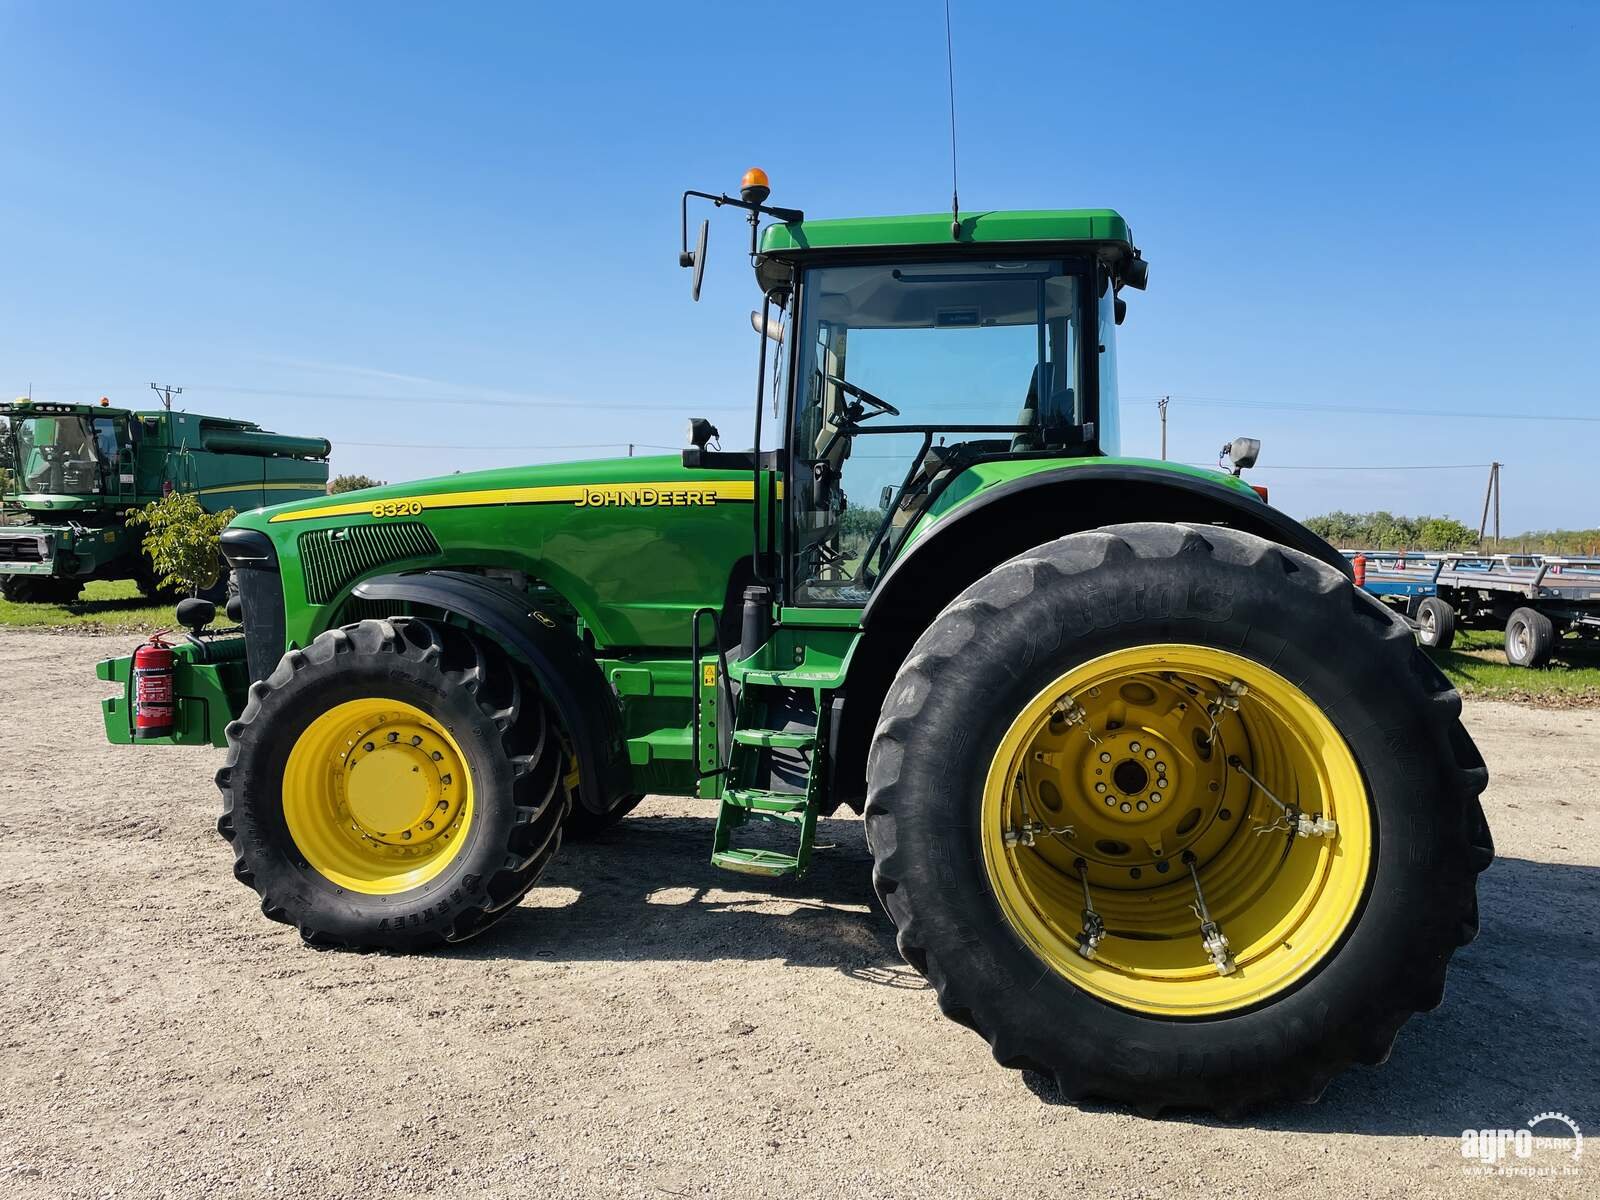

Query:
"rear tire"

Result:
[[217, 617, 570, 950], [1505, 607, 1554, 668], [865, 523, 1490, 1114], [1416, 596, 1456, 650]]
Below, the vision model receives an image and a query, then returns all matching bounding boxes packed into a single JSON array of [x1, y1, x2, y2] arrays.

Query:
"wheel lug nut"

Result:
[[1120, 802, 1132, 813], [431, 751, 443, 762], [363, 742, 375, 752], [1144, 748, 1156, 759], [1150, 792, 1162, 803], [401, 831, 412, 840], [1094, 782, 1107, 793], [1136, 801, 1148, 812], [1129, 741, 1141, 753], [387, 732, 398, 742], [423, 820, 435, 831], [1104, 797, 1115, 807], [411, 736, 422, 746], [1099, 752, 1112, 763]]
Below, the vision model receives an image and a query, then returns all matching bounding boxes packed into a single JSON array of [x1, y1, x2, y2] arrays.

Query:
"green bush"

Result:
[[330, 473, 385, 494], [127, 492, 235, 595]]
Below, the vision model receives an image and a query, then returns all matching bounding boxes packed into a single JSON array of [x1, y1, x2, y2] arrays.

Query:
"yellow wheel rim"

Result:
[[282, 698, 475, 896], [980, 645, 1372, 1017]]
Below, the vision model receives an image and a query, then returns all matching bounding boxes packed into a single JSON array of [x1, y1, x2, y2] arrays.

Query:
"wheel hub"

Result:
[[982, 645, 1372, 1017], [282, 699, 475, 895], [340, 719, 460, 848]]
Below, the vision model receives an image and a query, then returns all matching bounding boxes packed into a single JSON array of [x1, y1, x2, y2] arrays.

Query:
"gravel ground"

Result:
[[1, 630, 1595, 1199]]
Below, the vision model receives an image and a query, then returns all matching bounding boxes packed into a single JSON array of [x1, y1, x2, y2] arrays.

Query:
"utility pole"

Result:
[[1477, 461, 1501, 546], [627, 443, 634, 457], [1158, 395, 1170, 460], [149, 382, 183, 412], [1492, 462, 1501, 543]]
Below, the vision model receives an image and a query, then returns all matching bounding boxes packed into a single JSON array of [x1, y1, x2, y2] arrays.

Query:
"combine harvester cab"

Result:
[[95, 171, 1492, 1115]]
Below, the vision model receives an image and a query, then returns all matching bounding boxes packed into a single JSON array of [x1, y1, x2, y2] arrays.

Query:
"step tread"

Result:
[[723, 787, 809, 813], [711, 847, 801, 877], [731, 727, 816, 749]]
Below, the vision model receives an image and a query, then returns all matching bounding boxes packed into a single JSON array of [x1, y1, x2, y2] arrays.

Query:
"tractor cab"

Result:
[[679, 177, 1145, 607], [777, 250, 1121, 603]]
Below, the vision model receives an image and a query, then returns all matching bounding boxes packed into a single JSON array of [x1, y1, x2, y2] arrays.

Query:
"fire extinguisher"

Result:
[[132, 633, 177, 740], [1352, 554, 1367, 588]]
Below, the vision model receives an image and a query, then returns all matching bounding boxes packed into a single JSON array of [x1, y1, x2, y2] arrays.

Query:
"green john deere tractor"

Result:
[[98, 171, 1491, 1113]]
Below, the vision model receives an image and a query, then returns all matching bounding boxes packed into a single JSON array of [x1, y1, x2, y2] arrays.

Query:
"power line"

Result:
[[1126, 394, 1598, 424], [340, 440, 680, 452], [1224, 462, 1495, 472], [189, 384, 747, 415]]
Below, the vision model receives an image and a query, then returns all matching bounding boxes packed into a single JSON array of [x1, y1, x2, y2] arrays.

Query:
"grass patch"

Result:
[[0, 578, 173, 634], [1427, 628, 1600, 706]]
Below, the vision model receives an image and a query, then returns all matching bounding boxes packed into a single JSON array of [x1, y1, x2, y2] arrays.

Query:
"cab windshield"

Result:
[[788, 259, 1091, 603], [13, 416, 105, 495]]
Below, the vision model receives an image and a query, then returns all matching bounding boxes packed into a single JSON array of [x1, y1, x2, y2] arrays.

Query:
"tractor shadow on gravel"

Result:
[[458, 810, 918, 987], [1024, 855, 1600, 1134]]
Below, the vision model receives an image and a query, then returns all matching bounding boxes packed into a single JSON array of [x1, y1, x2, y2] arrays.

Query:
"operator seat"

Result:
[[1010, 365, 1075, 452]]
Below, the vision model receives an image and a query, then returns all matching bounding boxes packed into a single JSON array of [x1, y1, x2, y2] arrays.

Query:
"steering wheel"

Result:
[[825, 373, 901, 417]]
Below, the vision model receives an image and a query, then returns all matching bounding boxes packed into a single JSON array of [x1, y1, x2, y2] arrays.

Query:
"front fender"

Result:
[[352, 570, 629, 814]]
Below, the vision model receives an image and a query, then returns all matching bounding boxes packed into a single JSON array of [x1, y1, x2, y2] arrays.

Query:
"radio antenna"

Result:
[[944, 0, 961, 240]]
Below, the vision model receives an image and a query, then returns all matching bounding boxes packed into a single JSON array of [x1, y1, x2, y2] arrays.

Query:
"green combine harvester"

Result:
[[97, 172, 1492, 1113], [1, 397, 330, 601]]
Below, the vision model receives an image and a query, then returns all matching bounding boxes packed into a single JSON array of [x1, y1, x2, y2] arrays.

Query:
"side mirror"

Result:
[[1114, 296, 1127, 326], [879, 484, 894, 511], [679, 219, 709, 301], [1122, 253, 1149, 291]]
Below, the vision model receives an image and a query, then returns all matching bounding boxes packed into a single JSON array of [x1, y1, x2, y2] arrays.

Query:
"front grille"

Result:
[[0, 534, 48, 563], [221, 527, 285, 684], [298, 522, 439, 604]]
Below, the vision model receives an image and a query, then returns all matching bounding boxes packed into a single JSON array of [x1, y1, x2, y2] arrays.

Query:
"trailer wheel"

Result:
[[216, 617, 570, 950], [1416, 596, 1456, 650], [1505, 607, 1555, 668], [0, 575, 83, 603], [865, 523, 1490, 1114]]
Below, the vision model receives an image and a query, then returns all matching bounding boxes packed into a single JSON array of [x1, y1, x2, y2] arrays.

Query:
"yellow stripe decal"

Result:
[[268, 479, 766, 524], [196, 481, 325, 496]]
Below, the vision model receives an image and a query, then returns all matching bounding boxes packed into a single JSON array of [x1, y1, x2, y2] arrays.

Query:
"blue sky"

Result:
[[2, 1, 1595, 530]]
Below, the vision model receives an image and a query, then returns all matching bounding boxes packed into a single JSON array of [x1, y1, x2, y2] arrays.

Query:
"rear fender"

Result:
[[829, 467, 1351, 810], [351, 570, 629, 813]]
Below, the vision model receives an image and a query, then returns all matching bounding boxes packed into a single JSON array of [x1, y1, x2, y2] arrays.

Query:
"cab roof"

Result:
[[759, 208, 1132, 255]]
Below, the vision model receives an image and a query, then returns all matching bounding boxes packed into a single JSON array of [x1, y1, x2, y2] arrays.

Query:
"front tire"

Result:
[[865, 523, 1490, 1113], [217, 618, 569, 950]]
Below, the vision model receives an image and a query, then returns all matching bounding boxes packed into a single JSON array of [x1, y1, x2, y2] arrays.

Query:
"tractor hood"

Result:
[[229, 453, 766, 652], [233, 453, 752, 531]]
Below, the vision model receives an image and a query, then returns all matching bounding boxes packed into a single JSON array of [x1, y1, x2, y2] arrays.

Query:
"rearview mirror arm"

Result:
[[681, 189, 805, 266]]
